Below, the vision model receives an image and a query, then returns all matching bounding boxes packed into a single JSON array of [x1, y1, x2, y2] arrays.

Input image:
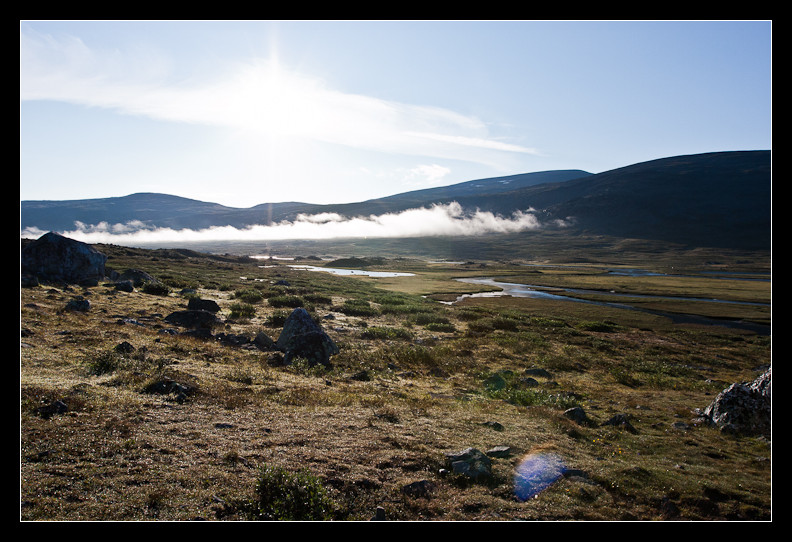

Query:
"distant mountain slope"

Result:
[[271, 169, 592, 221], [21, 193, 309, 232], [451, 150, 771, 249], [352, 169, 592, 211], [20, 151, 771, 249], [20, 169, 590, 231]]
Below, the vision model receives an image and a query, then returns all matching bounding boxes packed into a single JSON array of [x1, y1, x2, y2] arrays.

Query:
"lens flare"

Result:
[[514, 452, 566, 501]]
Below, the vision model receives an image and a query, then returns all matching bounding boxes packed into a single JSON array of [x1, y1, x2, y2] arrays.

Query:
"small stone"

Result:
[[482, 421, 504, 431], [524, 367, 553, 378], [370, 507, 386, 521], [36, 399, 68, 419], [602, 413, 638, 433], [564, 406, 590, 425], [114, 341, 135, 354], [486, 445, 512, 458]]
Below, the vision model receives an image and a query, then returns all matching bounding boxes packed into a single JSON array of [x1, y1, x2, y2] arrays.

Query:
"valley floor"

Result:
[[20, 245, 771, 521]]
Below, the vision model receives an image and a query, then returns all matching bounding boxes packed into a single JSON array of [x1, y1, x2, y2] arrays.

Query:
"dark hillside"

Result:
[[452, 151, 771, 249]]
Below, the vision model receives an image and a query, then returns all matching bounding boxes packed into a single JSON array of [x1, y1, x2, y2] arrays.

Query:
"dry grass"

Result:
[[20, 247, 771, 521]]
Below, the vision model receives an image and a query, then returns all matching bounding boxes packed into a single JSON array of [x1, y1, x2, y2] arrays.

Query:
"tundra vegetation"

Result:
[[20, 236, 771, 521]]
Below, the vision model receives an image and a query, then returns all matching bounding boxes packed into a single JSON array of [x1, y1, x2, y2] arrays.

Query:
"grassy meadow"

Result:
[[20, 235, 771, 521]]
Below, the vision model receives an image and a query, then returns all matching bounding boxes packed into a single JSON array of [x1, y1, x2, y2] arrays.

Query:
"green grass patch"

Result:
[[481, 370, 578, 408]]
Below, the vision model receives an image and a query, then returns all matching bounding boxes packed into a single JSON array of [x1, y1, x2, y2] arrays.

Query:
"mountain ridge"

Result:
[[20, 150, 771, 250]]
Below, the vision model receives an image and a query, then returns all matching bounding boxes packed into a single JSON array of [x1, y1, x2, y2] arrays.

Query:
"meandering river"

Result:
[[286, 263, 769, 335], [450, 277, 770, 335]]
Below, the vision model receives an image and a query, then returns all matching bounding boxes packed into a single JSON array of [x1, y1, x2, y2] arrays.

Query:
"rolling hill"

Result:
[[20, 151, 771, 250]]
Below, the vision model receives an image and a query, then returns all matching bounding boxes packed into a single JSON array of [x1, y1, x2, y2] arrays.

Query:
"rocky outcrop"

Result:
[[701, 369, 771, 436], [21, 231, 107, 286], [275, 308, 339, 366]]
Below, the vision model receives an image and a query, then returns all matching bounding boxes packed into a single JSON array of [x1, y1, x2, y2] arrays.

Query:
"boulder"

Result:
[[164, 309, 221, 330], [275, 308, 339, 366], [64, 296, 91, 312], [114, 280, 135, 292], [215, 332, 251, 347], [117, 268, 159, 287], [701, 369, 771, 436], [564, 406, 591, 425], [444, 447, 492, 481], [187, 298, 221, 313], [21, 232, 107, 286], [253, 331, 277, 351]]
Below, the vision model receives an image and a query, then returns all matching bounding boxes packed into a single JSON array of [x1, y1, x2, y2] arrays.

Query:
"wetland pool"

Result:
[[288, 264, 415, 278]]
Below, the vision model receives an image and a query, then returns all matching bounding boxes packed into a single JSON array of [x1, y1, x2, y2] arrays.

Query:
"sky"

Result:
[[20, 20, 771, 211]]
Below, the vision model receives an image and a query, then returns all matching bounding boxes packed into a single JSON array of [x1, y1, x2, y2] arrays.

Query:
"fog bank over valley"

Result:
[[21, 202, 564, 246]]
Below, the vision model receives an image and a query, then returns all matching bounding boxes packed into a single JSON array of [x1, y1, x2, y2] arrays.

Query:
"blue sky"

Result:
[[20, 20, 771, 209]]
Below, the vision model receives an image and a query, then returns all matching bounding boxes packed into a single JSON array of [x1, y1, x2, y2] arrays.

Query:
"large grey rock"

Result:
[[702, 369, 771, 436], [21, 232, 107, 286], [275, 308, 339, 366], [117, 268, 159, 287]]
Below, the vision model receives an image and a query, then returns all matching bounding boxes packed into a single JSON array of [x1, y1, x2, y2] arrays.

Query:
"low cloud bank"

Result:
[[21, 202, 566, 245]]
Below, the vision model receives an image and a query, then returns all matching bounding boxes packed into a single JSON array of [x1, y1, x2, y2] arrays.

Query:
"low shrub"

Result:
[[577, 320, 621, 332], [406, 312, 450, 326], [234, 289, 265, 304], [264, 310, 289, 327], [467, 316, 519, 332], [84, 351, 124, 376], [362, 326, 414, 340], [303, 293, 332, 305], [424, 322, 456, 333], [242, 464, 338, 521], [339, 299, 379, 317], [141, 282, 170, 296], [229, 302, 256, 319], [268, 295, 304, 309]]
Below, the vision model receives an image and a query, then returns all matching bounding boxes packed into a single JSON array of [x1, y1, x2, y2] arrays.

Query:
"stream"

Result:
[[288, 264, 415, 278], [287, 263, 769, 335], [449, 277, 770, 335]]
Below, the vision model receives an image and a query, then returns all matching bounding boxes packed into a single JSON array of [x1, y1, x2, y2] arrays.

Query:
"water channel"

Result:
[[286, 263, 769, 335], [287, 264, 415, 278], [449, 277, 770, 335]]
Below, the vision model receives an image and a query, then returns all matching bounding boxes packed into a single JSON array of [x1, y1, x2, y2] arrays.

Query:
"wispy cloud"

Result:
[[20, 27, 538, 165], [402, 164, 452, 188], [21, 203, 562, 245]]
